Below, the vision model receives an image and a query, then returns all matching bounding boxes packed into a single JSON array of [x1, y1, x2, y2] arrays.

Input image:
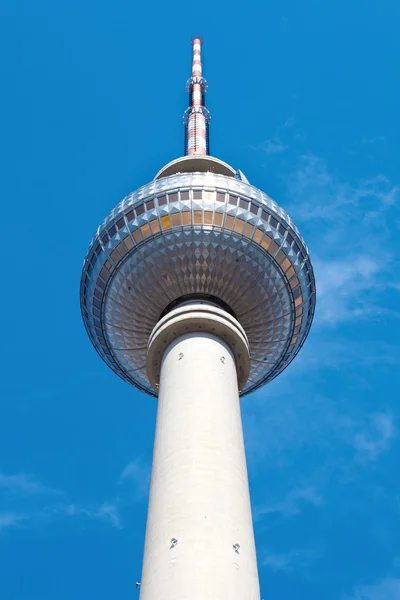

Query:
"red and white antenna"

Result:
[[184, 37, 210, 156]]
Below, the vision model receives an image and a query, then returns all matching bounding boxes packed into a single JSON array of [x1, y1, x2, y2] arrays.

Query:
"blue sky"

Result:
[[1, 0, 399, 598]]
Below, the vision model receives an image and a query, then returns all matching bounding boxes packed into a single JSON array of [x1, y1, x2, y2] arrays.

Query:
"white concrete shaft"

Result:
[[140, 305, 260, 600]]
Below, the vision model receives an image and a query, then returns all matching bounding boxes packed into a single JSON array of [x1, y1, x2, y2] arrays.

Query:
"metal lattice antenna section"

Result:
[[183, 38, 211, 156]]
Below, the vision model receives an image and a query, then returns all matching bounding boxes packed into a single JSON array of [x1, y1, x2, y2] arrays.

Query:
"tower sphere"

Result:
[[80, 150, 316, 396]]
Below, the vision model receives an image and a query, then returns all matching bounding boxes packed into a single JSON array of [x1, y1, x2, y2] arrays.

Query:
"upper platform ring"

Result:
[[80, 168, 316, 397]]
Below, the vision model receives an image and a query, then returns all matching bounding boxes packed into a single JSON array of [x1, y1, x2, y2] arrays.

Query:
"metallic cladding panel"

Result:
[[80, 172, 316, 396]]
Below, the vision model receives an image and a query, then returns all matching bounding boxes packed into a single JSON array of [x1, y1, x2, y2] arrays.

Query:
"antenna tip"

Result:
[[191, 36, 202, 46]]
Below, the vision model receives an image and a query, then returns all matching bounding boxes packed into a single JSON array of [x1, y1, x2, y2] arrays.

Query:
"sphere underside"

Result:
[[80, 171, 316, 396]]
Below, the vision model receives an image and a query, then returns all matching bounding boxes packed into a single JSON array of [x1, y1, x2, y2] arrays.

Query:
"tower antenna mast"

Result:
[[184, 37, 211, 156]]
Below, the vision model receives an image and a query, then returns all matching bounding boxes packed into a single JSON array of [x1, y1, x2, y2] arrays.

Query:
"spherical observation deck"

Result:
[[80, 156, 316, 397]]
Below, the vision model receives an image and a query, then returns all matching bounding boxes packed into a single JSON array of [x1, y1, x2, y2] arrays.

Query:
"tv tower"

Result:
[[80, 38, 315, 600]]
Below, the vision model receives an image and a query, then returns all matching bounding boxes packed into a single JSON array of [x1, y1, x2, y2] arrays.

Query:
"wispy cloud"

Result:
[[286, 154, 399, 222], [343, 577, 400, 600], [362, 135, 386, 146], [283, 116, 296, 129], [0, 457, 152, 536], [0, 512, 28, 532], [262, 546, 321, 572], [52, 502, 121, 528], [255, 486, 323, 520], [352, 413, 395, 463], [251, 137, 287, 155], [0, 462, 152, 534], [313, 254, 389, 324], [282, 154, 400, 325], [0, 472, 61, 496], [119, 457, 151, 499]]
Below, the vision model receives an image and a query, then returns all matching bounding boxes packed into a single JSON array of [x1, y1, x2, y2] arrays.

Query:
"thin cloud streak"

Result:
[[0, 512, 28, 532], [254, 486, 323, 521], [251, 137, 287, 155], [343, 577, 400, 600], [0, 472, 62, 496], [262, 547, 322, 572]]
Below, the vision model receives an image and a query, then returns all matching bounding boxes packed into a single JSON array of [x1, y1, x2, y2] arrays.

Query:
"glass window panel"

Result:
[[253, 229, 263, 244], [150, 219, 161, 233], [293, 243, 300, 254], [161, 215, 171, 229], [262, 210, 269, 221], [141, 223, 151, 238], [93, 298, 101, 310], [115, 242, 127, 257], [278, 222, 286, 234], [94, 288, 102, 300], [171, 213, 181, 226], [101, 232, 109, 245], [193, 211, 202, 224], [296, 306, 303, 316], [281, 257, 291, 271], [294, 295, 303, 307], [93, 307, 101, 318], [108, 225, 116, 238], [293, 326, 301, 335], [204, 191, 215, 201], [169, 193, 178, 203], [250, 203, 259, 214], [110, 250, 120, 263], [126, 209, 134, 222], [286, 233, 294, 245], [276, 250, 286, 264], [291, 336, 298, 344], [136, 204, 144, 216], [225, 215, 235, 229], [124, 235, 134, 250], [295, 316, 302, 327], [216, 192, 225, 203], [181, 212, 191, 225], [261, 235, 272, 250], [214, 212, 223, 226], [146, 200, 155, 210], [133, 229, 142, 243], [94, 244, 101, 256], [181, 191, 190, 201], [116, 218, 125, 230], [157, 196, 167, 206], [234, 218, 245, 233], [104, 261, 112, 271], [244, 223, 253, 237], [286, 266, 295, 279], [239, 198, 249, 210], [193, 190, 202, 200], [290, 277, 300, 289], [228, 195, 237, 205], [204, 211, 213, 225], [293, 286, 302, 298], [267, 240, 278, 255], [270, 216, 278, 228]]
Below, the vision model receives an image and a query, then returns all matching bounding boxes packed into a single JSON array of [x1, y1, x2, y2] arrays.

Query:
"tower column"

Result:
[[140, 301, 260, 600]]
